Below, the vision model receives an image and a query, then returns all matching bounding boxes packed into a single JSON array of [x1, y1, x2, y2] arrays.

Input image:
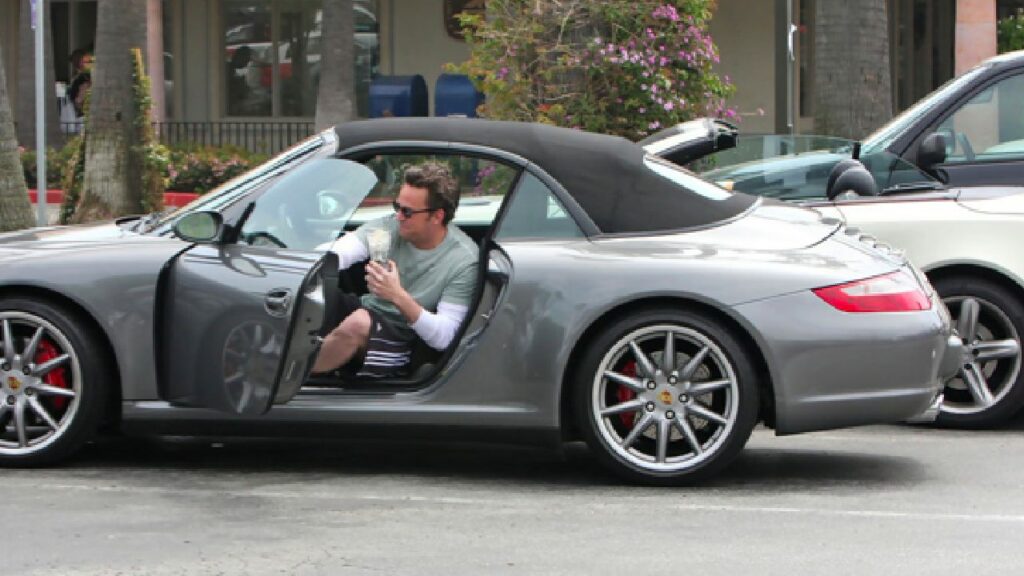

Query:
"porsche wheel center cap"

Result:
[[6, 375, 20, 391], [658, 390, 673, 405]]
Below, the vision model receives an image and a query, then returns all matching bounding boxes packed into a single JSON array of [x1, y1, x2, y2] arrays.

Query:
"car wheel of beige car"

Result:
[[575, 308, 759, 485], [0, 298, 108, 466], [934, 277, 1024, 428]]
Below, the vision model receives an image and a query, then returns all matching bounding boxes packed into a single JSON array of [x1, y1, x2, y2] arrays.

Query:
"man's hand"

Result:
[[365, 260, 423, 324], [366, 260, 403, 302]]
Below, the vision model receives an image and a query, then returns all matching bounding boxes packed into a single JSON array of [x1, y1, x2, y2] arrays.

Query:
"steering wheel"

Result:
[[241, 231, 287, 248], [957, 132, 976, 161]]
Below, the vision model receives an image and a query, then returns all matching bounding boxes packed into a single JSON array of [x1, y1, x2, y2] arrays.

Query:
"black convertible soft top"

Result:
[[333, 118, 756, 234]]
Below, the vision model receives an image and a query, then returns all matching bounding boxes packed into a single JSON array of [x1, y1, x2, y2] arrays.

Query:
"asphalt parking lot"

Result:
[[7, 419, 1024, 576]]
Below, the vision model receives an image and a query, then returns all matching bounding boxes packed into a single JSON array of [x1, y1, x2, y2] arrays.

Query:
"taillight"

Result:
[[813, 271, 931, 313]]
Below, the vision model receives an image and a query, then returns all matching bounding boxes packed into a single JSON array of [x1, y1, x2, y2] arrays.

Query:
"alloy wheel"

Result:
[[0, 312, 82, 456], [591, 324, 739, 473], [943, 296, 1021, 415]]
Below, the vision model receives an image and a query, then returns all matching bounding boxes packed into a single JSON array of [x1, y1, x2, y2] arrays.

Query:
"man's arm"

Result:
[[410, 301, 469, 351], [323, 233, 368, 269]]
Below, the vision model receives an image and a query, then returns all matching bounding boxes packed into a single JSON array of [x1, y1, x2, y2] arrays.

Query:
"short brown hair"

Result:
[[403, 162, 459, 225]]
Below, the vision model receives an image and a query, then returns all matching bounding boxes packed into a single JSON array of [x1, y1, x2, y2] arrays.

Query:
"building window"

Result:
[[223, 0, 379, 118], [444, 0, 486, 40]]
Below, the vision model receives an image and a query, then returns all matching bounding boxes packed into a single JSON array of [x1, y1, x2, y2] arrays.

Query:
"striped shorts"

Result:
[[356, 309, 414, 378]]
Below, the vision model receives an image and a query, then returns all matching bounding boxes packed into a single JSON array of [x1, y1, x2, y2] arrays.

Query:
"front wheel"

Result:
[[934, 277, 1024, 428], [0, 298, 108, 466], [574, 309, 760, 485]]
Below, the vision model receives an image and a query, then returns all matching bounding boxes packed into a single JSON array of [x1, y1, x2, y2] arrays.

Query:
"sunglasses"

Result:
[[392, 201, 437, 219]]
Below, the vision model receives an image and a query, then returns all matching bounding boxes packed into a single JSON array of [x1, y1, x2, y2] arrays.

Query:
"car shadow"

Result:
[[64, 435, 925, 491]]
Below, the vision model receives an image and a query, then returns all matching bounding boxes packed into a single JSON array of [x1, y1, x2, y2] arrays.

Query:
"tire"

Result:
[[933, 276, 1024, 428], [0, 298, 109, 466], [573, 308, 760, 485]]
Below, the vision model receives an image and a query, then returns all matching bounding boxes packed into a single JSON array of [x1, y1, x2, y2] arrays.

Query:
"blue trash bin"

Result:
[[369, 75, 428, 118], [435, 74, 484, 117]]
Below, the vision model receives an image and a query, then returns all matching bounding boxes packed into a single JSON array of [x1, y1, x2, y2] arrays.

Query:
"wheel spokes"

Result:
[[688, 402, 728, 426], [621, 412, 655, 450], [673, 415, 703, 455], [13, 398, 27, 447], [962, 362, 995, 407], [679, 346, 710, 381], [957, 298, 980, 343], [22, 327, 46, 363], [974, 339, 1020, 363], [601, 398, 645, 417], [32, 354, 70, 378], [27, 396, 59, 430], [662, 332, 675, 374], [603, 370, 646, 394], [628, 341, 658, 379], [34, 383, 76, 399], [655, 418, 671, 463], [1, 319, 14, 363], [688, 378, 732, 396]]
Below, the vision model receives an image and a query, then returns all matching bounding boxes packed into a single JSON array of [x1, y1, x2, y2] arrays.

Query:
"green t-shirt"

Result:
[[355, 216, 479, 340]]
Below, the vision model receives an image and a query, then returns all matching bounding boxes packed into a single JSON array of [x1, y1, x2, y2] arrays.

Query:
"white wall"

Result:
[[386, 0, 470, 114], [711, 0, 778, 134]]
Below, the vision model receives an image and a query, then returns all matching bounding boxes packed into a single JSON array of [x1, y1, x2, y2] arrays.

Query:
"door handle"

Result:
[[264, 288, 293, 317]]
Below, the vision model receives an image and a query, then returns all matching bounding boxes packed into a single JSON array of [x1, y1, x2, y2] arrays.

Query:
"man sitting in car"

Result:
[[312, 162, 478, 378]]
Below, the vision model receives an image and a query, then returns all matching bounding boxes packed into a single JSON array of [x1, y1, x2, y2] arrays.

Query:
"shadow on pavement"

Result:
[[64, 434, 924, 491]]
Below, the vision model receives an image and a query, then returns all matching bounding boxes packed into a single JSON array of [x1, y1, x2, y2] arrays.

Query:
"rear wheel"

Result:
[[574, 308, 759, 485], [933, 277, 1024, 428], [0, 298, 108, 466]]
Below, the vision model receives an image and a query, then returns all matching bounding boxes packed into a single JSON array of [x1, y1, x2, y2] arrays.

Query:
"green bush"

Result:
[[449, 0, 735, 140], [30, 140, 267, 197], [19, 146, 77, 189], [165, 145, 267, 193], [999, 9, 1024, 54]]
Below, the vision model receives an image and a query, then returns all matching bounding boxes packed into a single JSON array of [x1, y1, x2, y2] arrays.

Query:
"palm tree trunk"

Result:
[[813, 0, 892, 139], [0, 42, 35, 233], [16, 0, 63, 149], [314, 0, 355, 131], [73, 0, 147, 223]]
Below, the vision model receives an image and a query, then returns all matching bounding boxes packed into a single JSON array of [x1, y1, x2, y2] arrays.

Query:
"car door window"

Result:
[[934, 73, 1024, 164], [495, 172, 583, 240]]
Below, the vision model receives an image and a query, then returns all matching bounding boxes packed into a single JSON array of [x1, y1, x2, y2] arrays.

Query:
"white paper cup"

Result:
[[368, 229, 391, 264]]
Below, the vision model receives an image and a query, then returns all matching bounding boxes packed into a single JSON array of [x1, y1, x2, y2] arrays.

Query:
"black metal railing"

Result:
[[59, 120, 316, 155]]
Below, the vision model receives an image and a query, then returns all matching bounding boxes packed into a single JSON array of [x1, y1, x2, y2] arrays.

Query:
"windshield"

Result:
[[237, 158, 378, 251], [698, 135, 940, 201], [861, 65, 989, 154], [149, 130, 330, 234]]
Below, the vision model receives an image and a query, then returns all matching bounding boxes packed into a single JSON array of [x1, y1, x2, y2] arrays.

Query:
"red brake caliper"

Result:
[[616, 360, 637, 427], [34, 340, 69, 411]]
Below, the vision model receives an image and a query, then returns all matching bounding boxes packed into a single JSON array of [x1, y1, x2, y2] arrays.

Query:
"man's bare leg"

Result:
[[312, 309, 372, 374]]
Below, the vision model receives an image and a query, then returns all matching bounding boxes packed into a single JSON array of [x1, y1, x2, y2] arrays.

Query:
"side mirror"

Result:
[[173, 211, 224, 243], [917, 132, 947, 171], [826, 162, 879, 200]]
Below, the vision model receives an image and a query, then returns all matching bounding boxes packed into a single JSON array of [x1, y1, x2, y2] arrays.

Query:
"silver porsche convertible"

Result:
[[0, 119, 959, 483]]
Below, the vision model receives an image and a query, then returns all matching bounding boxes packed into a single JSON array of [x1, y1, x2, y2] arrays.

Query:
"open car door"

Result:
[[160, 159, 379, 415]]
